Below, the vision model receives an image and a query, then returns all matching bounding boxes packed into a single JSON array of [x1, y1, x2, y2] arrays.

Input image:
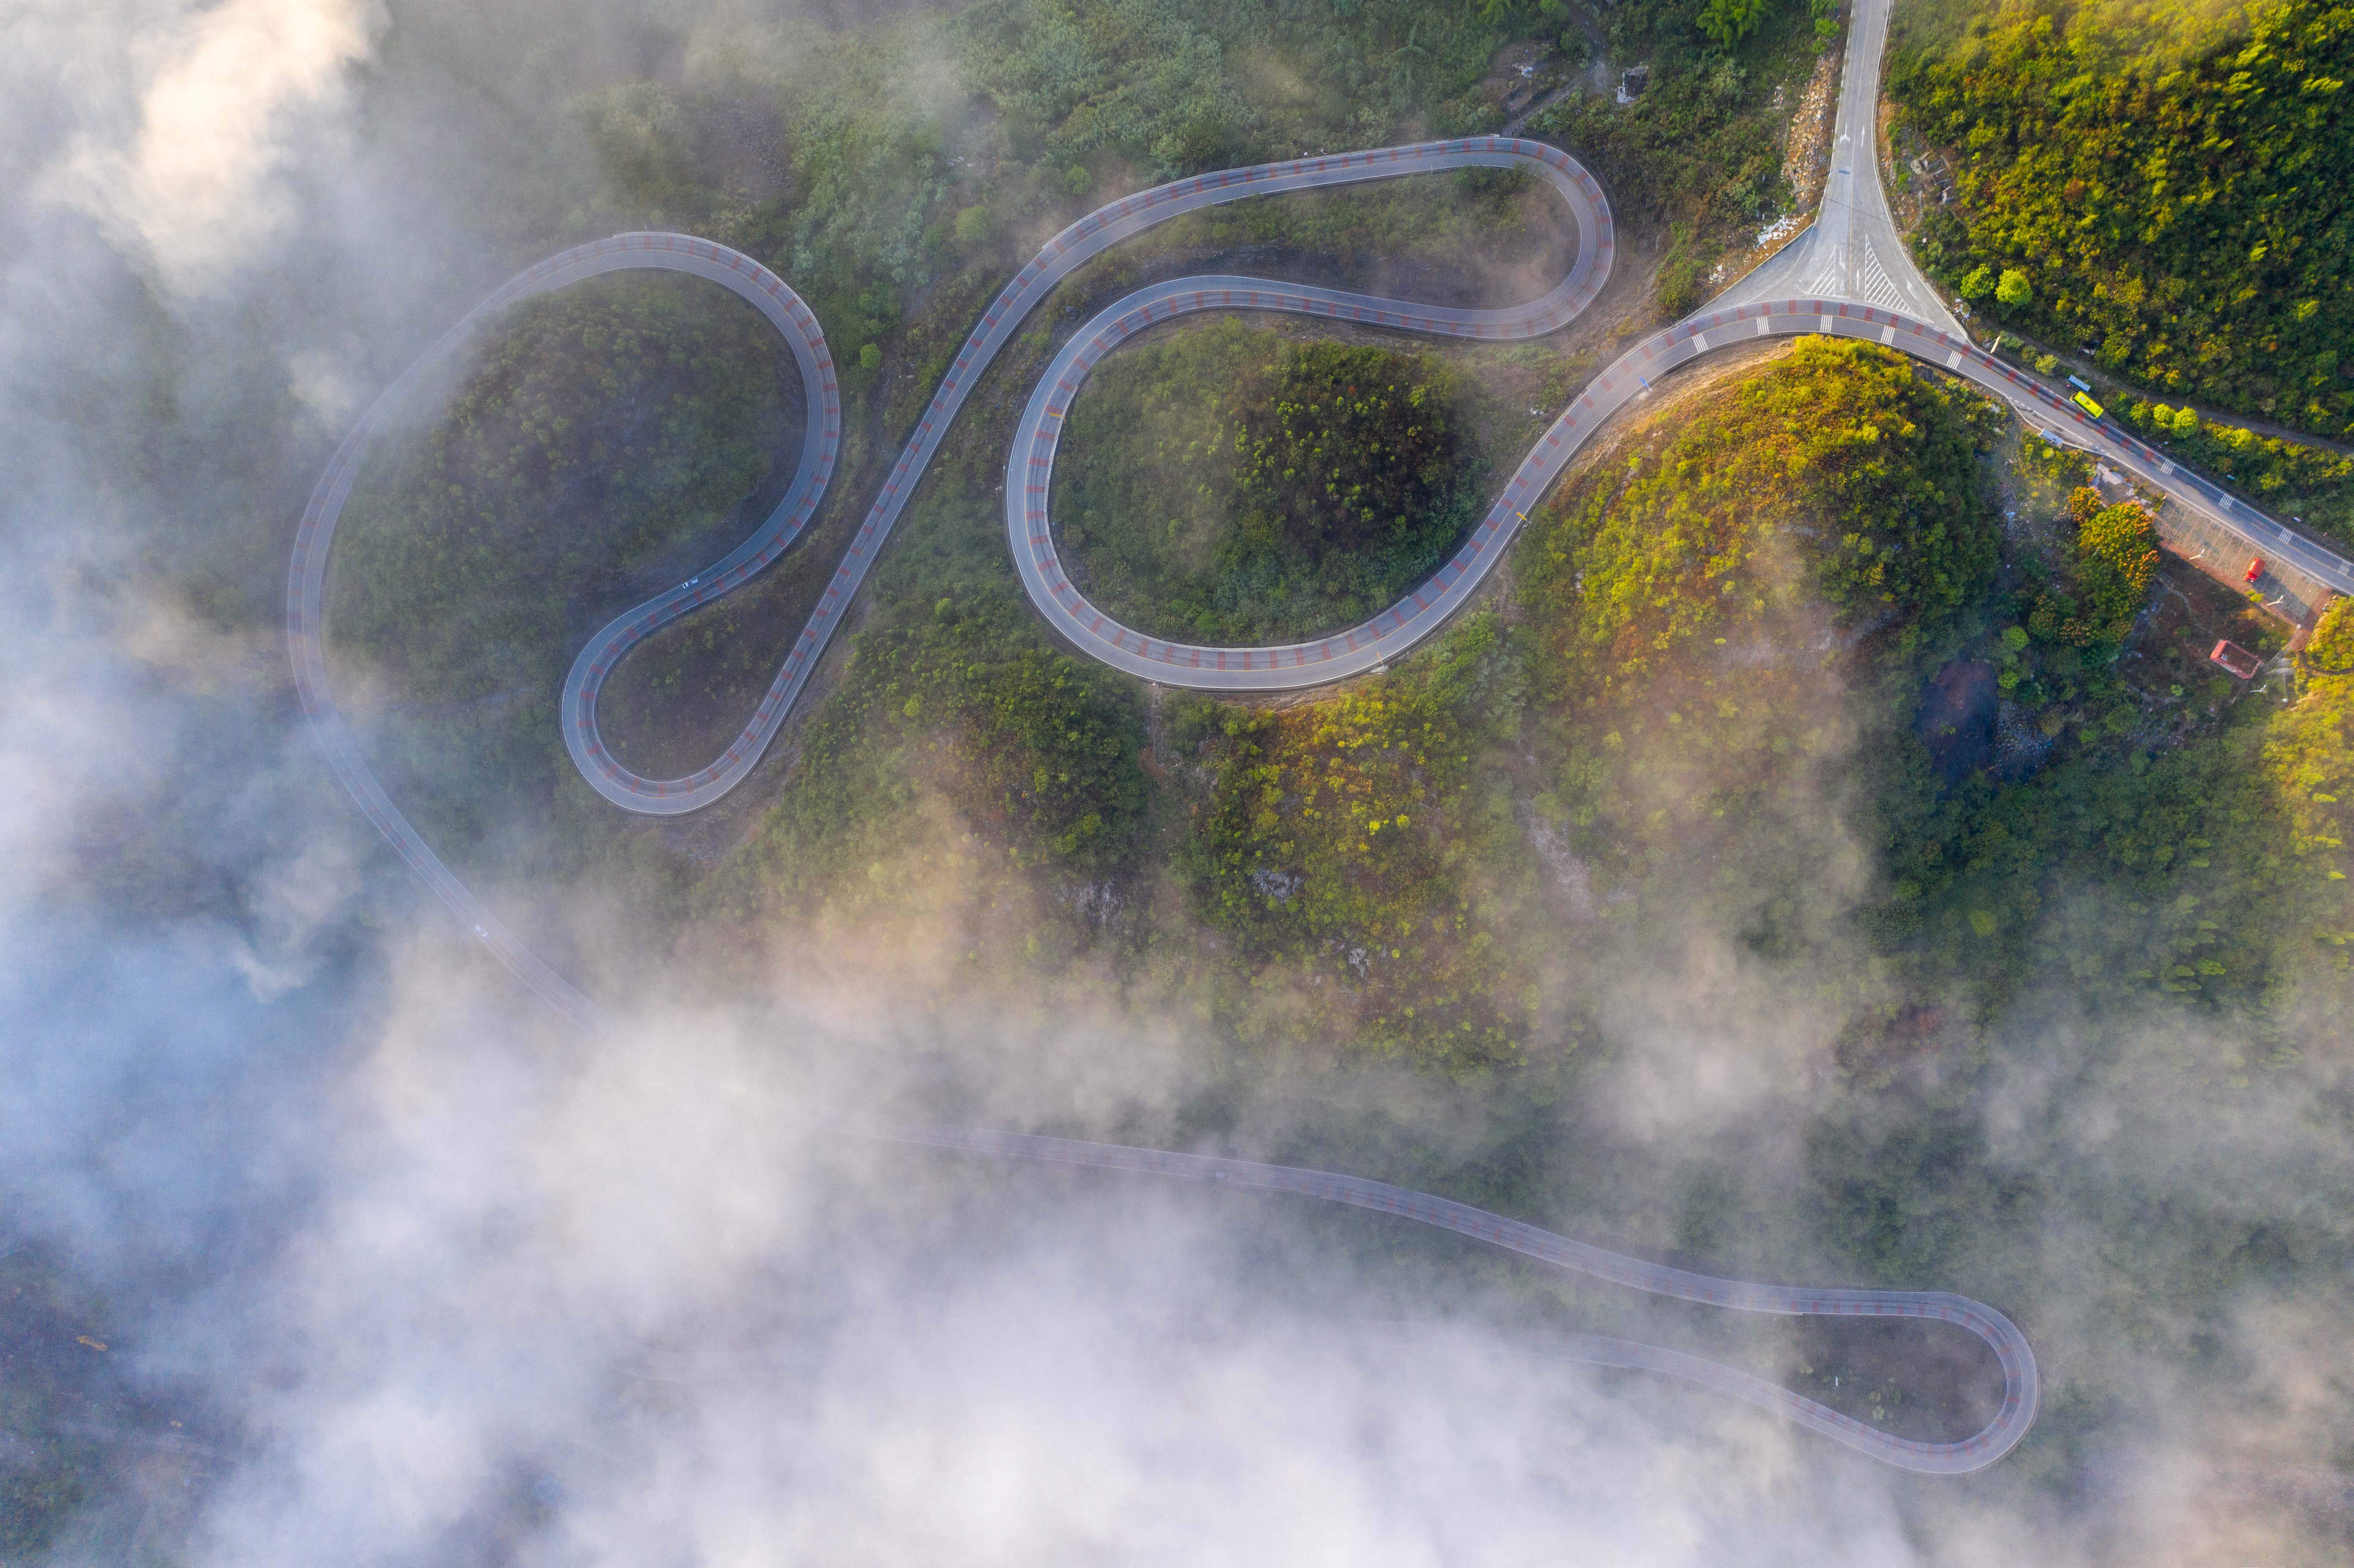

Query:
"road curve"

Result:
[[1008, 292, 2354, 688], [562, 139, 1609, 812], [291, 140, 2060, 1474], [866, 1128, 2039, 1475], [1699, 0, 2351, 596]]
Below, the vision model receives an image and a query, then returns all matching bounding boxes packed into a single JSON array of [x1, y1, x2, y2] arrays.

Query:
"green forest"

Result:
[[1889, 0, 2354, 441], [659, 324, 2354, 1487], [677, 334, 2348, 1075], [2116, 395, 2354, 547], [14, 0, 2354, 1546], [322, 274, 796, 857]]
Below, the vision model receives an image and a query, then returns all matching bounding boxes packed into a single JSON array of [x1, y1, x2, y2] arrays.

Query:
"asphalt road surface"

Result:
[[289, 10, 2354, 1469], [866, 1127, 2039, 1474], [1709, 0, 1961, 333]]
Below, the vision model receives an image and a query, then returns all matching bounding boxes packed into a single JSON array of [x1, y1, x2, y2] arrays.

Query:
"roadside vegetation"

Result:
[[2115, 398, 2354, 550], [1523, 338, 2002, 689], [1888, 0, 2354, 442], [1534, 0, 1846, 315], [302, 0, 2354, 1150], [1174, 339, 2004, 1066], [716, 573, 1147, 920], [46, 0, 2354, 1557], [1110, 165, 1566, 309], [1182, 615, 1532, 1070], [330, 274, 793, 700], [2305, 594, 2354, 673]]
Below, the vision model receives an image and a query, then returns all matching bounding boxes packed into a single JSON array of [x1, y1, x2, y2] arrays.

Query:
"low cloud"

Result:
[[38, 0, 384, 297], [1, 0, 2349, 1562]]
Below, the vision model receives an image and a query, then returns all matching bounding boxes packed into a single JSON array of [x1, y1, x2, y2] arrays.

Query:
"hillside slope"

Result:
[[1890, 0, 2354, 440]]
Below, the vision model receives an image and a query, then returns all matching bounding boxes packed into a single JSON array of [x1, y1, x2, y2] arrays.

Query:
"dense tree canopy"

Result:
[[1890, 0, 2354, 439], [2305, 595, 2354, 672], [2026, 485, 2161, 649], [1522, 338, 2002, 701]]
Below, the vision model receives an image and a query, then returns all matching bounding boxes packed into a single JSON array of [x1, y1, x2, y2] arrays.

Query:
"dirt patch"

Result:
[[1479, 39, 1554, 116], [1881, 102, 1955, 238], [1917, 659, 1998, 784], [1781, 49, 1841, 221], [1485, 34, 1613, 133], [2114, 558, 2293, 743]]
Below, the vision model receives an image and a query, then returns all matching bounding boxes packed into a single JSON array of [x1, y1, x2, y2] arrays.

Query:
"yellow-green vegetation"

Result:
[[2023, 486, 2159, 649], [2304, 595, 2354, 673], [84, 9, 2354, 1559], [1523, 339, 2002, 699], [2010, 423, 2096, 503], [1878, 653, 2354, 1017], [1496, 338, 2346, 1030], [716, 577, 1147, 922], [1505, 341, 2001, 965], [283, 0, 2344, 1130], [1185, 615, 1529, 1070], [2266, 674, 2354, 902], [1890, 0, 2354, 439], [1056, 321, 1487, 643], [1181, 340, 2005, 1066], [2120, 398, 2354, 548]]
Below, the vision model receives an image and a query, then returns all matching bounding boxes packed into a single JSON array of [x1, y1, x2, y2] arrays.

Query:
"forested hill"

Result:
[[1889, 0, 2354, 442]]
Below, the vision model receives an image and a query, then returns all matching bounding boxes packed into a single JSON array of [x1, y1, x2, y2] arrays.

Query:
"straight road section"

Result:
[[1709, 0, 1959, 333]]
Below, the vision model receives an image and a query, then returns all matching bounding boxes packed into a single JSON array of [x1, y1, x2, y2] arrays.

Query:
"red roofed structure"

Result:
[[2210, 640, 2264, 679]]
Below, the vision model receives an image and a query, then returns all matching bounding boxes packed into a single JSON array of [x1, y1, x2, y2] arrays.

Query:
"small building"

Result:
[[1617, 66, 1650, 103], [2210, 640, 2264, 680]]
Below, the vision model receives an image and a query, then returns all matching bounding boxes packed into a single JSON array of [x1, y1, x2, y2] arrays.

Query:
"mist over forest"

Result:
[[3, 0, 2350, 1563]]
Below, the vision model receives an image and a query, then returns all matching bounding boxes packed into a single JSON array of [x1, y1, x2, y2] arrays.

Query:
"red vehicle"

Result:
[[2243, 557, 2265, 583]]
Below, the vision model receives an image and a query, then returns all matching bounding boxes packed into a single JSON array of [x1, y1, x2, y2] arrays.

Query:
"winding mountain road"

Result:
[[869, 1128, 2038, 1475], [287, 157, 2047, 1471], [283, 0, 2354, 1475]]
